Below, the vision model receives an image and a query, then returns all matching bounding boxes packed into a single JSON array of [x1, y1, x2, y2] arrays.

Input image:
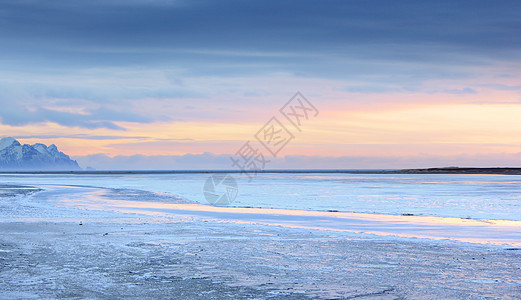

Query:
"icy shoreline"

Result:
[[1, 185, 520, 298], [3, 172, 521, 221], [27, 184, 521, 247]]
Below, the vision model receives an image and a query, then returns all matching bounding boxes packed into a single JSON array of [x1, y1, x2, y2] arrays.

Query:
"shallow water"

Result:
[[27, 185, 520, 247], [1, 172, 521, 221]]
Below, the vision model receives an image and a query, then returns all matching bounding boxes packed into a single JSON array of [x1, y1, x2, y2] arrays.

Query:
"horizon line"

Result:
[[2, 167, 521, 175]]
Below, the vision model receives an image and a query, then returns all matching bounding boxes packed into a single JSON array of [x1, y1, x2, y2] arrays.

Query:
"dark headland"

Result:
[[391, 167, 521, 175]]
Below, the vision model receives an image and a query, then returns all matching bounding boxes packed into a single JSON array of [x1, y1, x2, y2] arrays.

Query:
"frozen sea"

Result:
[[1, 172, 521, 221], [1, 172, 521, 298]]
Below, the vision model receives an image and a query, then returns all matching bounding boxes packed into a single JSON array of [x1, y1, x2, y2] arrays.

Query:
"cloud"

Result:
[[343, 85, 406, 93], [343, 85, 477, 95], [0, 89, 154, 130], [0, 75, 185, 129], [479, 84, 521, 91], [74, 152, 234, 170], [73, 152, 521, 170], [2, 0, 521, 92], [15, 134, 152, 140], [441, 88, 477, 94], [471, 100, 521, 105], [2, 0, 521, 77]]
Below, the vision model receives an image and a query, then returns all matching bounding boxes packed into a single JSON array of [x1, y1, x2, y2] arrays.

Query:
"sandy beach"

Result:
[[1, 184, 520, 299]]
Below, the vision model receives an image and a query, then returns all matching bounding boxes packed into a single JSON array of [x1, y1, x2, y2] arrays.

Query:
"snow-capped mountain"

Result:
[[0, 137, 80, 170]]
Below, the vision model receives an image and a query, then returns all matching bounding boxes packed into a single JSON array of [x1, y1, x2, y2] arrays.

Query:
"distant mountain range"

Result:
[[0, 137, 80, 171]]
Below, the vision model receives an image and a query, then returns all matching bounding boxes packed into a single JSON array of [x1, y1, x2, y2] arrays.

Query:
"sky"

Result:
[[1, 0, 521, 169]]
